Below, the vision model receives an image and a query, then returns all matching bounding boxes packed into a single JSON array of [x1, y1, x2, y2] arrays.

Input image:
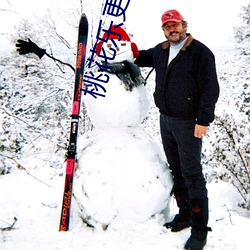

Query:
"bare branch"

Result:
[[46, 52, 75, 72], [0, 153, 54, 188], [0, 217, 18, 231]]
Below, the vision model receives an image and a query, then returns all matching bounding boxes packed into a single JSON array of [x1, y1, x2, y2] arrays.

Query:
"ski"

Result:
[[59, 13, 88, 231]]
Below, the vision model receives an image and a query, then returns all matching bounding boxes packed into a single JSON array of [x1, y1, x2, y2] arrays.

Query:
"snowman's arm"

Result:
[[16, 39, 75, 72]]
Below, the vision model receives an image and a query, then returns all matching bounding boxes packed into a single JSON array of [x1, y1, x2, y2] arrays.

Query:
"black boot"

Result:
[[164, 195, 192, 232], [184, 228, 208, 250], [184, 198, 211, 250]]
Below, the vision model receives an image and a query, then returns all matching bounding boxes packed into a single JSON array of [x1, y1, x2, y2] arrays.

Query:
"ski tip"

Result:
[[81, 13, 88, 21], [79, 13, 88, 30], [80, 13, 88, 26]]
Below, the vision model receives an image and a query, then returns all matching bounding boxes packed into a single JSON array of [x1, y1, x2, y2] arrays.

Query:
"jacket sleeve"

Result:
[[196, 48, 220, 126], [134, 48, 155, 68]]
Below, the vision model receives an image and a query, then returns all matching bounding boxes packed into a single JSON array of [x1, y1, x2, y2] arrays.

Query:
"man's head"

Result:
[[161, 9, 188, 45]]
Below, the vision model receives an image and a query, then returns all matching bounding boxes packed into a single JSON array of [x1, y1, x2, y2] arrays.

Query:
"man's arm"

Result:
[[134, 48, 155, 68], [196, 48, 220, 126]]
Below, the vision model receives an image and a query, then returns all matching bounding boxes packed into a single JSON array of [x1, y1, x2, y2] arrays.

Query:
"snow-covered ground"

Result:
[[1, 169, 250, 250], [1, 2, 250, 249]]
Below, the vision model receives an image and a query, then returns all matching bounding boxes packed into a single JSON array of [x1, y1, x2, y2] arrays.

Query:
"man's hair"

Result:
[[182, 21, 188, 27]]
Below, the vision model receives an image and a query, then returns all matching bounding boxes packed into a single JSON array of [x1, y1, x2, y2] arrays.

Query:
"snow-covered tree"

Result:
[[0, 0, 106, 175], [234, 4, 250, 56], [204, 3, 250, 209], [0, 19, 74, 175]]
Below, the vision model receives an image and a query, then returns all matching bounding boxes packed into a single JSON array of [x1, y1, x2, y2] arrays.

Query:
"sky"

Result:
[[126, 0, 249, 48], [0, 0, 249, 53]]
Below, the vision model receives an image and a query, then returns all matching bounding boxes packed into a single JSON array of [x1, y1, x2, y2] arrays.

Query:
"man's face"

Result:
[[162, 21, 187, 45]]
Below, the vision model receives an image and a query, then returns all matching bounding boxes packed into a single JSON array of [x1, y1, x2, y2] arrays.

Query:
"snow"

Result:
[[73, 38, 173, 229], [85, 74, 150, 128], [1, 172, 250, 250], [74, 127, 172, 228]]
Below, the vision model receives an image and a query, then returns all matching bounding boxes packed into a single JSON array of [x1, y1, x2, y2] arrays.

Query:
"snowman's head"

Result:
[[96, 25, 139, 64]]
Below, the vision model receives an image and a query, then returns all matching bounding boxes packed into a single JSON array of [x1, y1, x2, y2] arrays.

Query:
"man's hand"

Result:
[[16, 38, 46, 59], [194, 124, 208, 138]]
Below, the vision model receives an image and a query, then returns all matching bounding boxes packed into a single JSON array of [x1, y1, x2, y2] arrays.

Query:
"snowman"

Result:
[[73, 25, 173, 230]]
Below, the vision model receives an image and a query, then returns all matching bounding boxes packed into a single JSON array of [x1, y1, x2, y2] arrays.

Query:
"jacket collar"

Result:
[[162, 33, 193, 50]]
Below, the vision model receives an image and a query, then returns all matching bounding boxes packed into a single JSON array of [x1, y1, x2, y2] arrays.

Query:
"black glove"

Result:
[[104, 61, 146, 91], [122, 61, 146, 86], [16, 38, 46, 59]]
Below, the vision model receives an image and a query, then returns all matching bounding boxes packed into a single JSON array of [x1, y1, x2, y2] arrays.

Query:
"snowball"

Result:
[[74, 127, 173, 229]]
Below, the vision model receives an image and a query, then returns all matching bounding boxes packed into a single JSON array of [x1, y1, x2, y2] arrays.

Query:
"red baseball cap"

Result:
[[161, 9, 184, 27]]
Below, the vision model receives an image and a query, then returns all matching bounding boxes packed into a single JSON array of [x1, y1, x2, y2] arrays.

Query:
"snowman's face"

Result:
[[102, 40, 134, 63]]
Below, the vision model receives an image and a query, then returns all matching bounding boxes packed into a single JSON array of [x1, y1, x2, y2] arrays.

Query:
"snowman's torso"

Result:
[[85, 73, 150, 129]]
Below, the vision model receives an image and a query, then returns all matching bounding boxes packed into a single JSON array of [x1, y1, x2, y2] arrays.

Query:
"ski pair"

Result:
[[59, 14, 88, 231]]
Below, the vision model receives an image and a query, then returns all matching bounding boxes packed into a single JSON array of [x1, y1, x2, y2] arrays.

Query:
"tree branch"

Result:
[[0, 217, 18, 231], [45, 52, 75, 72], [0, 153, 54, 188]]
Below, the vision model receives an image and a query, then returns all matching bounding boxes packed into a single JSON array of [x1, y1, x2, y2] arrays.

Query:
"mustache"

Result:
[[169, 31, 179, 36]]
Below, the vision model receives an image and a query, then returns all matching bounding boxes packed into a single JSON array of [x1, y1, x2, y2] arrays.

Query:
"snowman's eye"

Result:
[[121, 43, 126, 46]]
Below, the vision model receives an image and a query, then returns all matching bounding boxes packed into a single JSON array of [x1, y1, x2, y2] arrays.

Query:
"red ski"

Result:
[[59, 13, 88, 231]]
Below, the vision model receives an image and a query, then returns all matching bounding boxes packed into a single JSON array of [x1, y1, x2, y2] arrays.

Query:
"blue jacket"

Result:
[[135, 34, 219, 126]]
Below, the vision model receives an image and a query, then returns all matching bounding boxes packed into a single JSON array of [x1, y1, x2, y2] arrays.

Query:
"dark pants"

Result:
[[160, 114, 207, 200]]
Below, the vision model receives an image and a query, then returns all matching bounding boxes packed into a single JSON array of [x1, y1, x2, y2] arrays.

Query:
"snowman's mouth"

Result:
[[106, 48, 127, 56]]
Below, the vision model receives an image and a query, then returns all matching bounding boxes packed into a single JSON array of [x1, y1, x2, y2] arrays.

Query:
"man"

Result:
[[135, 9, 219, 250]]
